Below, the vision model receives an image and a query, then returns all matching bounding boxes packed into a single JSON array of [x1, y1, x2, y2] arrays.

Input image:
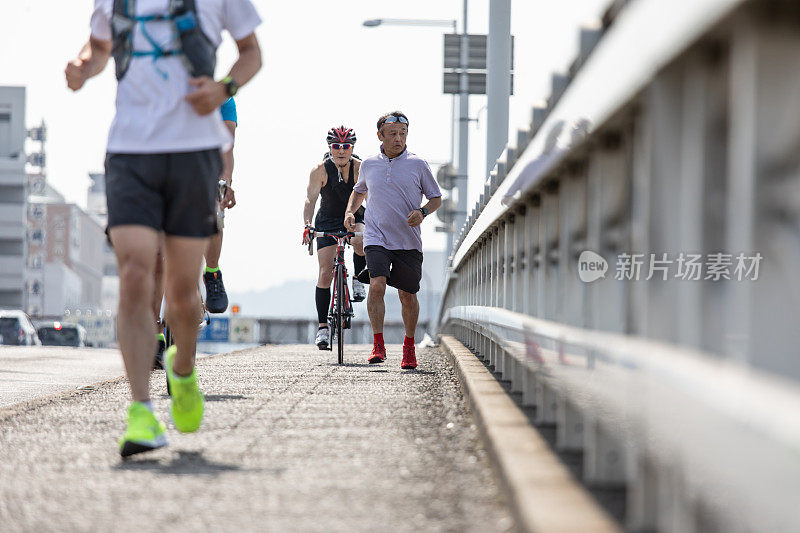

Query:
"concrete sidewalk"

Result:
[[0, 344, 513, 532]]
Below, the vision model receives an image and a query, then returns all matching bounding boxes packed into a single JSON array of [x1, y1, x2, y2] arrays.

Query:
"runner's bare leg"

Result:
[[109, 225, 159, 402], [398, 289, 419, 338], [163, 235, 209, 376], [367, 276, 387, 334]]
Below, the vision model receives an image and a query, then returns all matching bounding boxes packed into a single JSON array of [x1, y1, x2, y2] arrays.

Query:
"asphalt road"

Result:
[[0, 344, 513, 532], [0, 346, 124, 408]]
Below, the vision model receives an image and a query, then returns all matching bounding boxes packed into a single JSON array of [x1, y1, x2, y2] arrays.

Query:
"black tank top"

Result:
[[319, 157, 358, 217]]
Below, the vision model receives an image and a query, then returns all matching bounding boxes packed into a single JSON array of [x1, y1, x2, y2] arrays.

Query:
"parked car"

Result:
[[36, 322, 88, 348], [0, 310, 42, 346]]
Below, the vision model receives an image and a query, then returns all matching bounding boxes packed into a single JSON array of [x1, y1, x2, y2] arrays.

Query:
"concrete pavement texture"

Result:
[[0, 344, 514, 532], [0, 346, 124, 408]]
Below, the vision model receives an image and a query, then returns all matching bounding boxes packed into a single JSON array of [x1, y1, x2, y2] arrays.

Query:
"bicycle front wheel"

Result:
[[336, 264, 345, 364]]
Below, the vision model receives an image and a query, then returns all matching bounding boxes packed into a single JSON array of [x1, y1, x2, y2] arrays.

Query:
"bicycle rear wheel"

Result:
[[336, 264, 345, 364]]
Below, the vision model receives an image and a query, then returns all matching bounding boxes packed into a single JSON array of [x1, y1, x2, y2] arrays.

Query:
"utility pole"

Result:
[[486, 0, 512, 176], [456, 0, 469, 260]]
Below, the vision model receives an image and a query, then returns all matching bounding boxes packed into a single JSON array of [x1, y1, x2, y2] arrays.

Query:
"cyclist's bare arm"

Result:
[[303, 164, 327, 227], [220, 120, 236, 209], [344, 190, 367, 231], [65, 37, 111, 91]]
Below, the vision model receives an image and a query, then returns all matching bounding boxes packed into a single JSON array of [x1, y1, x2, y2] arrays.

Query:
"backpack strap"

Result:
[[111, 0, 136, 80]]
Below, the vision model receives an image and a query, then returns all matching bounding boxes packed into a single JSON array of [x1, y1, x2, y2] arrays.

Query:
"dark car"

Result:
[[0, 310, 42, 346], [36, 322, 87, 347]]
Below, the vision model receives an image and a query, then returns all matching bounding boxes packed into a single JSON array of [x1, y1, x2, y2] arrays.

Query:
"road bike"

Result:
[[307, 228, 362, 364]]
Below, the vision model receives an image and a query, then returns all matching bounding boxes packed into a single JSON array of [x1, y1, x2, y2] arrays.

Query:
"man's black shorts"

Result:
[[315, 206, 365, 250], [364, 245, 423, 294], [105, 149, 222, 237]]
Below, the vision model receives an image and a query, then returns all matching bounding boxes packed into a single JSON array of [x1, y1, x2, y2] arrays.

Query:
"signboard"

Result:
[[230, 317, 256, 343], [443, 72, 514, 95], [197, 317, 229, 342], [442, 33, 514, 95], [444, 34, 489, 70], [62, 315, 116, 347]]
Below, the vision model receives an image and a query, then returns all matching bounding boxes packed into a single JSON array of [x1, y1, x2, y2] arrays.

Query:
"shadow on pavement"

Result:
[[115, 450, 240, 475]]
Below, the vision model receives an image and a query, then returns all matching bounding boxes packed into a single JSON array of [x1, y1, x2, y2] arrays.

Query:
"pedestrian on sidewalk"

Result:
[[344, 111, 442, 369], [66, 0, 262, 457]]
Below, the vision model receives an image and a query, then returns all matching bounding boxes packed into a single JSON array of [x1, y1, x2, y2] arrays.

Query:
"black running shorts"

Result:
[[105, 149, 222, 237], [314, 206, 365, 250], [364, 245, 423, 294]]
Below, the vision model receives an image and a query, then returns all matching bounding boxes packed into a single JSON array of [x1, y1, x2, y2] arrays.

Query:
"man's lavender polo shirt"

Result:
[[353, 147, 442, 252]]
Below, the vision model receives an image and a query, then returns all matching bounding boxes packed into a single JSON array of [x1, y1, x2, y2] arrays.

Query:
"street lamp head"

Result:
[[362, 19, 382, 27]]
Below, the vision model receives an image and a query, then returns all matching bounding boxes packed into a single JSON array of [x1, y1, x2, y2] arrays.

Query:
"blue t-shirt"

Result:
[[220, 97, 237, 124]]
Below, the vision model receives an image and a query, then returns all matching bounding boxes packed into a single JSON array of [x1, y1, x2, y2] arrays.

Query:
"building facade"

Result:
[[0, 87, 27, 310]]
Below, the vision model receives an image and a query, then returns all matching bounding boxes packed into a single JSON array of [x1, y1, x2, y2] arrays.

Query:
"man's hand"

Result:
[[65, 59, 88, 91], [344, 212, 356, 231], [302, 225, 313, 245], [407, 209, 424, 227], [185, 76, 227, 116], [221, 186, 236, 209]]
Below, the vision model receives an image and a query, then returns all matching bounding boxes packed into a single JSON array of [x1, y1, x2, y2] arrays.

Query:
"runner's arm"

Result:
[[186, 33, 262, 115], [65, 37, 111, 91], [407, 196, 442, 227], [344, 191, 367, 231], [220, 120, 236, 209]]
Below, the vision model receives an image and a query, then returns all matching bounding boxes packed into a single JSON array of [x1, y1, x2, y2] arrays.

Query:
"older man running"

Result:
[[344, 111, 442, 369]]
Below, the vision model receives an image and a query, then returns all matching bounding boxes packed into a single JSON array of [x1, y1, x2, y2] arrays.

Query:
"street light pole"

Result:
[[456, 0, 470, 262], [486, 0, 512, 176]]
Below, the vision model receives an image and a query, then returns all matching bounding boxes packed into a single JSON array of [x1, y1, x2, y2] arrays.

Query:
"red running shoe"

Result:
[[401, 344, 417, 369], [368, 344, 386, 364]]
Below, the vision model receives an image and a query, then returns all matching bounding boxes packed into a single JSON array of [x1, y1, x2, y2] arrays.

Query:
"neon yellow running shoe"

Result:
[[119, 402, 168, 458], [165, 345, 204, 433]]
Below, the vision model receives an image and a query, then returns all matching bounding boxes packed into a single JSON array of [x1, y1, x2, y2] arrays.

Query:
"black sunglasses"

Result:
[[329, 143, 353, 150]]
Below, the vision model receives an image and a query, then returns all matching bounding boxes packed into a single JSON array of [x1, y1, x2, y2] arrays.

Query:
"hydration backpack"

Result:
[[111, 0, 216, 80]]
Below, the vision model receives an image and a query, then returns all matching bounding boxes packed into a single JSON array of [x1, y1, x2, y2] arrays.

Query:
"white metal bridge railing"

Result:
[[437, 0, 800, 531]]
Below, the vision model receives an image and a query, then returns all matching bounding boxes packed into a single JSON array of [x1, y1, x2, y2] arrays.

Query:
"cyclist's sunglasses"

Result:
[[381, 115, 409, 127], [329, 143, 353, 150]]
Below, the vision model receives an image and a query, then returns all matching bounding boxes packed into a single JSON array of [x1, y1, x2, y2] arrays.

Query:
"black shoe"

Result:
[[153, 337, 166, 370], [203, 270, 228, 313], [356, 268, 370, 284]]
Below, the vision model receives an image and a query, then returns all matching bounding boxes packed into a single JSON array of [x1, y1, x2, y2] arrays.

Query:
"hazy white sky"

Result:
[[0, 0, 608, 293]]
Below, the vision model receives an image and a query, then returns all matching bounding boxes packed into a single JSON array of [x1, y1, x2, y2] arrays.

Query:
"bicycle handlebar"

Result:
[[305, 227, 363, 256]]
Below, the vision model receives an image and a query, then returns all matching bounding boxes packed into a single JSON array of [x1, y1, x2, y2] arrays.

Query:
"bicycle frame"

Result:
[[329, 235, 354, 325], [307, 228, 362, 363]]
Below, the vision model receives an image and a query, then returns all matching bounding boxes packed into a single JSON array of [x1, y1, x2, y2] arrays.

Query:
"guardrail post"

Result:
[[562, 163, 588, 327], [644, 65, 683, 343], [583, 414, 627, 487], [556, 397, 584, 451], [542, 184, 559, 321], [526, 195, 541, 317], [534, 375, 558, 425], [521, 363, 537, 407], [626, 451, 658, 531]]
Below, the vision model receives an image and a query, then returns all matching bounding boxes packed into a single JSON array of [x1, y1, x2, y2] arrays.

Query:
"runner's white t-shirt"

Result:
[[90, 0, 261, 154]]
